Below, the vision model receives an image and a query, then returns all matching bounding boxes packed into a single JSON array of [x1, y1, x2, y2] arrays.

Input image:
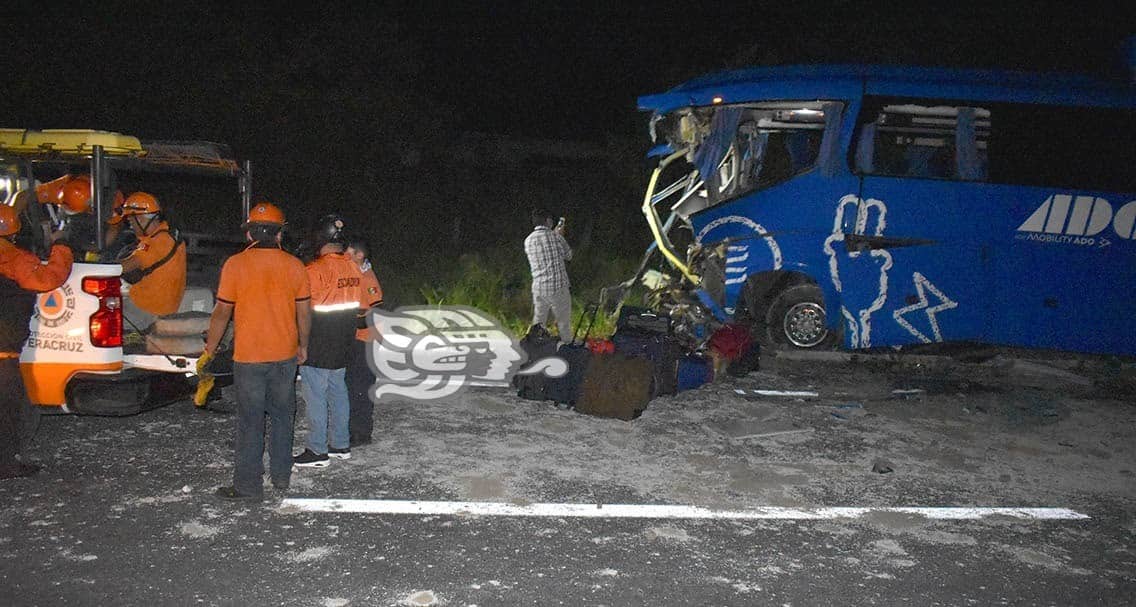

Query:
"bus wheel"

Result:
[[766, 284, 837, 349]]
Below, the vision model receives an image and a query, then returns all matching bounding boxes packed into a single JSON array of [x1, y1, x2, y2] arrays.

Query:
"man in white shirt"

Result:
[[523, 209, 573, 343]]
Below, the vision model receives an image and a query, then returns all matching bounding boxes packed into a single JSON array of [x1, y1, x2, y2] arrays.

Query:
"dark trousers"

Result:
[[346, 339, 374, 441], [0, 358, 27, 465], [233, 360, 298, 495]]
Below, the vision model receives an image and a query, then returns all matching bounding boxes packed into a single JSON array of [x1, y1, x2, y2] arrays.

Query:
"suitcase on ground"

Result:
[[575, 354, 654, 420], [611, 330, 681, 396], [516, 304, 598, 405], [616, 305, 671, 334], [677, 354, 714, 391], [516, 324, 559, 372], [514, 324, 560, 400], [544, 342, 592, 405]]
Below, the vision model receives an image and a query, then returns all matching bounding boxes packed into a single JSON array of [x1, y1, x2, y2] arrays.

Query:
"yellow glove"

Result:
[[193, 351, 216, 408], [195, 351, 214, 375]]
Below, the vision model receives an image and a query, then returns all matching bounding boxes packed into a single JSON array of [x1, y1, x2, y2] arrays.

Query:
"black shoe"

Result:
[[215, 486, 263, 501], [0, 462, 40, 480], [293, 449, 330, 468], [328, 446, 351, 460], [349, 435, 372, 447]]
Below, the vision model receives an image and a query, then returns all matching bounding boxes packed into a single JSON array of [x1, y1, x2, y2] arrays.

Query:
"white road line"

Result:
[[278, 500, 1089, 521]]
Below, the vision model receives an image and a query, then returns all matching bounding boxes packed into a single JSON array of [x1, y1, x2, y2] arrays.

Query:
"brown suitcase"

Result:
[[575, 354, 653, 421]]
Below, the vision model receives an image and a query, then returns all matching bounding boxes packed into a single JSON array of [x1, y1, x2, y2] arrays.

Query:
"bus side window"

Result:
[[857, 99, 990, 182], [756, 132, 792, 188]]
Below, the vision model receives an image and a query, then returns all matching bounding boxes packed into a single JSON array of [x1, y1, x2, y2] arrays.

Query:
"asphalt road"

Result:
[[2, 355, 1134, 606]]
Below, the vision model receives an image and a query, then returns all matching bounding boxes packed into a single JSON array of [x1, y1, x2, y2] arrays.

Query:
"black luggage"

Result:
[[516, 304, 598, 405], [544, 342, 592, 405], [611, 330, 682, 397], [575, 353, 654, 420], [513, 324, 560, 400], [616, 305, 671, 334]]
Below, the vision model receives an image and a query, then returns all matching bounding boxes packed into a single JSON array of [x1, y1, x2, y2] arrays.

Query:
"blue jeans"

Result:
[[299, 366, 350, 454], [233, 360, 298, 496]]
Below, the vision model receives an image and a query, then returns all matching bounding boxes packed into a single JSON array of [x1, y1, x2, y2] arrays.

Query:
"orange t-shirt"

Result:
[[305, 252, 368, 369], [125, 222, 187, 315], [355, 267, 383, 342], [216, 245, 311, 363]]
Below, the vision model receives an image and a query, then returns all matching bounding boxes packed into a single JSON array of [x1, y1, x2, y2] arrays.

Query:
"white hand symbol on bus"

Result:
[[823, 195, 893, 348]]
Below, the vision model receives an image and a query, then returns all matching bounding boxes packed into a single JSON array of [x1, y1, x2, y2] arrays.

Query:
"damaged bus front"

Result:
[[621, 65, 1136, 356]]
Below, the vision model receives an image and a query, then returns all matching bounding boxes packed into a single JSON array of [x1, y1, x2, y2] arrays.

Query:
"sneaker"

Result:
[[293, 449, 330, 468], [349, 435, 372, 447], [328, 446, 351, 460], [215, 486, 263, 501]]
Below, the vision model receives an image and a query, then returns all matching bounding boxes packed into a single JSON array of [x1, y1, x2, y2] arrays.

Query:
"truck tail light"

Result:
[[82, 276, 122, 348]]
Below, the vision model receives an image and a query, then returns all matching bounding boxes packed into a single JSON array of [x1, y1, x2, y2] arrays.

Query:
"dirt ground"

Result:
[[357, 348, 1136, 513], [3, 348, 1135, 606]]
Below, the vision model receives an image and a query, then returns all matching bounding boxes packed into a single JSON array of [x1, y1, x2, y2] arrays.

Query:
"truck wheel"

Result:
[[765, 284, 838, 349]]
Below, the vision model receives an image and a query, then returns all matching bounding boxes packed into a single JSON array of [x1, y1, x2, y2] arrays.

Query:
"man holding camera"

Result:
[[523, 209, 572, 343]]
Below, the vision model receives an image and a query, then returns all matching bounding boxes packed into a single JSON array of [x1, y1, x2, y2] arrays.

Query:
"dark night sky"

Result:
[[8, 3, 1133, 137], [4, 2, 1133, 216]]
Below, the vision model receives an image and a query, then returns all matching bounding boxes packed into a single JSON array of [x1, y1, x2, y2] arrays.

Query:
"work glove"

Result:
[[193, 351, 216, 408]]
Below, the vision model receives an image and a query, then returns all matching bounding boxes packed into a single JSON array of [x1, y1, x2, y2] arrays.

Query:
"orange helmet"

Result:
[[245, 201, 285, 226], [0, 205, 21, 236], [106, 190, 127, 224], [121, 192, 161, 216], [59, 174, 93, 214]]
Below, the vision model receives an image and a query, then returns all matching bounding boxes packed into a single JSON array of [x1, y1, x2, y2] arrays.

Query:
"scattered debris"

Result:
[[404, 590, 438, 606], [872, 459, 895, 474], [831, 402, 866, 421], [891, 389, 925, 399]]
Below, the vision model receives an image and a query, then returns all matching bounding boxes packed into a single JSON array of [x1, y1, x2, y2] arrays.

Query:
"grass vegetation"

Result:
[[380, 246, 638, 340]]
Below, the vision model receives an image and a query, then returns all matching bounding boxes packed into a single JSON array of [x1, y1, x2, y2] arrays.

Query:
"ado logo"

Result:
[[1017, 195, 1136, 247], [36, 284, 76, 328]]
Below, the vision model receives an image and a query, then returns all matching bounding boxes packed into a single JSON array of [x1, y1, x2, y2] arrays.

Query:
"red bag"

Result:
[[708, 324, 752, 361], [586, 338, 615, 355]]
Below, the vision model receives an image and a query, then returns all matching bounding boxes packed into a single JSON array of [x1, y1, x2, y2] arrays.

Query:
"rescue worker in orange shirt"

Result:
[[344, 237, 383, 446], [118, 192, 187, 330], [0, 205, 73, 480], [202, 202, 311, 500], [293, 214, 368, 468]]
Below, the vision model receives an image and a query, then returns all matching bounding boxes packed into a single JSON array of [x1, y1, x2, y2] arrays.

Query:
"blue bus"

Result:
[[626, 64, 1135, 355]]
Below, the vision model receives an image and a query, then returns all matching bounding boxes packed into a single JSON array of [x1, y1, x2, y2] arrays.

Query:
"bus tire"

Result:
[[765, 283, 838, 350]]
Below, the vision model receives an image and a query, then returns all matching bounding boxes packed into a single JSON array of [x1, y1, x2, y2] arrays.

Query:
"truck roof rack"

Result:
[[0, 129, 242, 176]]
